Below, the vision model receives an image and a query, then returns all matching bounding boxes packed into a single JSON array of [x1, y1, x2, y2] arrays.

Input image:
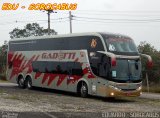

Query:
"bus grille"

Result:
[[121, 89, 136, 91]]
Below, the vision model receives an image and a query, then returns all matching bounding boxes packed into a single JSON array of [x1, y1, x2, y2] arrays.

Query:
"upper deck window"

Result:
[[102, 34, 139, 55]]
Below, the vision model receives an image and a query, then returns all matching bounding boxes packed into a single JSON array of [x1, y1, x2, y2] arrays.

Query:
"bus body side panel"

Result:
[[7, 33, 143, 98], [7, 49, 97, 94], [7, 51, 28, 84]]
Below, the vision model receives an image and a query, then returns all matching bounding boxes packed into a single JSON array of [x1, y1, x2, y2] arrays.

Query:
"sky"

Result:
[[0, 0, 160, 50]]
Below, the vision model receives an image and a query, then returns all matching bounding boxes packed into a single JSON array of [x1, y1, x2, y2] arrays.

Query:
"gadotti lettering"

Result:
[[42, 52, 76, 60]]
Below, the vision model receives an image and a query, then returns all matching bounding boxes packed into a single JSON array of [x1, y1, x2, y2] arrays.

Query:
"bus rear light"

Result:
[[111, 58, 116, 67]]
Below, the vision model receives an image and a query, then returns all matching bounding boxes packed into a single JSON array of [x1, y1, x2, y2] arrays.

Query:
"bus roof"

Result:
[[10, 32, 130, 42]]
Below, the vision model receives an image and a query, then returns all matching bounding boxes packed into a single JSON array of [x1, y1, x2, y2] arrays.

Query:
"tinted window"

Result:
[[106, 38, 138, 52], [113, 59, 141, 81], [32, 61, 67, 74], [67, 62, 83, 76], [32, 61, 83, 76], [9, 40, 35, 51], [90, 53, 111, 79], [101, 34, 139, 55], [9, 36, 104, 52], [32, 61, 46, 73], [9, 38, 65, 51]]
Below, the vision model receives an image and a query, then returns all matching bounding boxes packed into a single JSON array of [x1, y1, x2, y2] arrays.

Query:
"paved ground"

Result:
[[140, 92, 160, 100], [0, 82, 159, 118]]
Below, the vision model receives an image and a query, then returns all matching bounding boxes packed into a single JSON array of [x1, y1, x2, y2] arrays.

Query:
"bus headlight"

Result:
[[137, 86, 142, 90], [110, 92, 115, 96], [109, 85, 121, 91]]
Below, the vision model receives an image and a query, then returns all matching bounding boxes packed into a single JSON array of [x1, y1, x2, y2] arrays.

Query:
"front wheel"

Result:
[[80, 82, 88, 98]]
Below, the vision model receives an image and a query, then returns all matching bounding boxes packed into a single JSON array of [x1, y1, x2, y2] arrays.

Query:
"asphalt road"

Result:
[[141, 92, 160, 100], [1, 83, 159, 100], [0, 82, 159, 118]]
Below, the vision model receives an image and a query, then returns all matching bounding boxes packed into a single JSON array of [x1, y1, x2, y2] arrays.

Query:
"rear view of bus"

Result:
[[94, 33, 152, 97]]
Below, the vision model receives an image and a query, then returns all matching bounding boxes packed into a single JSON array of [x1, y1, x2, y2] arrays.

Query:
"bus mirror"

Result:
[[147, 59, 153, 69], [140, 54, 153, 69], [97, 51, 116, 67]]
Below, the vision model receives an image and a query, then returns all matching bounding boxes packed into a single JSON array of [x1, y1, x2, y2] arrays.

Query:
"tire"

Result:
[[25, 76, 32, 89], [80, 82, 88, 98], [18, 76, 26, 89]]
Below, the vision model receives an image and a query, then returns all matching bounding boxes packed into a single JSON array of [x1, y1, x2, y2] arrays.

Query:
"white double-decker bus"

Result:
[[7, 32, 152, 97]]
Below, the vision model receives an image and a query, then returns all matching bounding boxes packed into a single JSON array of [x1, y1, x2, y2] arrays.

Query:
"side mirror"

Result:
[[140, 54, 153, 69], [147, 59, 153, 69]]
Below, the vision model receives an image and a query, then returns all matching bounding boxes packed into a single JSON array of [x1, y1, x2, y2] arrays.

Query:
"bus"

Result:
[[7, 32, 152, 98]]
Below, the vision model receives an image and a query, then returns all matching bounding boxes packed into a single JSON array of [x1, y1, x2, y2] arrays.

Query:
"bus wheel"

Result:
[[80, 82, 88, 98], [18, 76, 25, 89], [25, 76, 32, 89]]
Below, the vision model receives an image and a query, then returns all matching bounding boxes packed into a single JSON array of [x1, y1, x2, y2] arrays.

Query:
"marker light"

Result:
[[110, 92, 114, 96], [111, 57, 116, 67]]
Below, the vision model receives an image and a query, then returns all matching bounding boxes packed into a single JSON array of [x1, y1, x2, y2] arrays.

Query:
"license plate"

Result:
[[126, 92, 131, 96]]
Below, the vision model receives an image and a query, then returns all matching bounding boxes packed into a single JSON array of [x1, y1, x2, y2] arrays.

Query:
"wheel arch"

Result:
[[76, 78, 90, 94], [25, 74, 33, 89], [25, 74, 33, 80], [17, 73, 24, 83]]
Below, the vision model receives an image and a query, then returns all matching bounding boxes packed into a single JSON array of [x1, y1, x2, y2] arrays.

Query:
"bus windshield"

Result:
[[105, 36, 138, 54]]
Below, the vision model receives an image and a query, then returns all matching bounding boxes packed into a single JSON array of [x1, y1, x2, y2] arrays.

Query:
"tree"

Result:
[[9, 23, 57, 39], [0, 40, 8, 80], [138, 41, 160, 85], [138, 41, 157, 54]]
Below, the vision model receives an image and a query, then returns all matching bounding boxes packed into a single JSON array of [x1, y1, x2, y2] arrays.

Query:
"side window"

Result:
[[67, 62, 83, 76], [32, 61, 47, 73], [68, 36, 91, 50], [35, 39, 62, 50], [89, 36, 105, 64], [9, 41, 34, 51], [98, 54, 110, 78], [89, 37, 107, 78], [46, 62, 57, 73], [57, 63, 68, 74], [32, 61, 68, 75], [72, 62, 83, 76], [90, 53, 111, 79], [46, 62, 68, 74]]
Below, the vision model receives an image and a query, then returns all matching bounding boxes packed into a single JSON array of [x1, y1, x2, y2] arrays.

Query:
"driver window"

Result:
[[98, 54, 110, 78]]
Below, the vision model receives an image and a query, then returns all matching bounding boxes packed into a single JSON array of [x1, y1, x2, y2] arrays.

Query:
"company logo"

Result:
[[42, 52, 76, 60], [91, 39, 97, 48]]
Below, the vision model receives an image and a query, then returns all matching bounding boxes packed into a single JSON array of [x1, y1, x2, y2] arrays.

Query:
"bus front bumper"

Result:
[[98, 85, 142, 97]]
